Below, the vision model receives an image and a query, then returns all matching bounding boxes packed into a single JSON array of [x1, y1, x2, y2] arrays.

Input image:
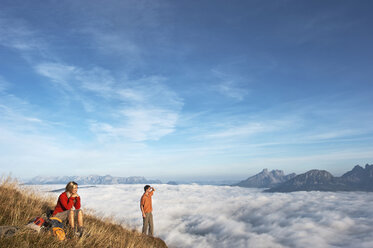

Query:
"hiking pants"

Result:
[[142, 212, 153, 236], [54, 209, 82, 222]]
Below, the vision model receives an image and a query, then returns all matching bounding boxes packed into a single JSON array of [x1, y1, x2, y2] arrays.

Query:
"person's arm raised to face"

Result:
[[59, 193, 75, 210]]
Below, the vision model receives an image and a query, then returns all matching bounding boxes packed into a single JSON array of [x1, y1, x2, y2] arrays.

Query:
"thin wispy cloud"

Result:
[[217, 81, 248, 101], [0, 76, 10, 92], [211, 69, 249, 101], [307, 129, 368, 141], [0, 17, 53, 62], [35, 63, 77, 91], [0, 95, 46, 131], [34, 62, 183, 142], [203, 122, 278, 140], [294, 8, 356, 46], [85, 30, 142, 59], [0, 17, 40, 51], [90, 107, 179, 142]]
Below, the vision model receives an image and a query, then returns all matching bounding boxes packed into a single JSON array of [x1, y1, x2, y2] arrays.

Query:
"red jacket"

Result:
[[52, 192, 81, 216]]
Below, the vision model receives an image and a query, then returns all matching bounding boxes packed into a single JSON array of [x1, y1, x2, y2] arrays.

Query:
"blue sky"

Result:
[[0, 0, 372, 181]]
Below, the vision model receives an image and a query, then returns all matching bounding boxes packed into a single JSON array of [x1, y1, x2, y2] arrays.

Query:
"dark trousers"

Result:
[[142, 212, 154, 236]]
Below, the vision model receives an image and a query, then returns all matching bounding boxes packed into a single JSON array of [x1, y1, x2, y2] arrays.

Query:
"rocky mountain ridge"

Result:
[[265, 164, 373, 192], [234, 169, 296, 188], [26, 175, 162, 185]]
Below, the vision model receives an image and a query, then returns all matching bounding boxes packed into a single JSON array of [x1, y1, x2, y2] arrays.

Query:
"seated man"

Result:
[[52, 181, 84, 236]]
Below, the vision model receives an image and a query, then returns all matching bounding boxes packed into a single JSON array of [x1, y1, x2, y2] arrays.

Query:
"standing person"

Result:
[[52, 181, 84, 237], [140, 185, 155, 236]]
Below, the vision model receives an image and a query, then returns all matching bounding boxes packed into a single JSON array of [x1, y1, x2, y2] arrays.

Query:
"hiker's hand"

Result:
[[142, 213, 146, 218], [71, 193, 79, 198]]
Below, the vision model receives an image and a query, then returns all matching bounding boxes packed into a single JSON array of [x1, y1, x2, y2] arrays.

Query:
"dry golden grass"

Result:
[[0, 177, 168, 248]]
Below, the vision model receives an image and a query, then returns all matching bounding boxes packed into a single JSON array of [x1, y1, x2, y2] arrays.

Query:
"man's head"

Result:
[[66, 181, 78, 193], [144, 185, 151, 192]]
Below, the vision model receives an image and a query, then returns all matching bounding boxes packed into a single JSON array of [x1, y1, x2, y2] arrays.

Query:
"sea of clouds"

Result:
[[32, 184, 373, 248]]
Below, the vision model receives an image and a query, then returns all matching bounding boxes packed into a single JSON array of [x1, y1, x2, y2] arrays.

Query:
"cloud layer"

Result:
[[35, 184, 373, 248]]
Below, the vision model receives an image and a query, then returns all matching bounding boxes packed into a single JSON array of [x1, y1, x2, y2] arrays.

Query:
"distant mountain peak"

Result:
[[234, 169, 296, 188], [352, 165, 364, 171], [303, 169, 333, 179]]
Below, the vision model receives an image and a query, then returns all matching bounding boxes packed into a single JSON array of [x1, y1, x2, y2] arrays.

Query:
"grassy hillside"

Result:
[[0, 178, 168, 248]]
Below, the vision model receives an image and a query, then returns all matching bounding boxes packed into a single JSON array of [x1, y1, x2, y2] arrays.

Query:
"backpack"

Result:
[[26, 216, 46, 233], [49, 217, 66, 241]]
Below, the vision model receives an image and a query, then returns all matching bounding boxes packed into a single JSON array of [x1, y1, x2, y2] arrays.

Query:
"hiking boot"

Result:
[[76, 226, 84, 238], [66, 227, 77, 239]]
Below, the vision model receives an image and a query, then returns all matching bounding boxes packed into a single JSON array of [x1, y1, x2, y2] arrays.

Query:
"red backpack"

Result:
[[26, 216, 46, 233]]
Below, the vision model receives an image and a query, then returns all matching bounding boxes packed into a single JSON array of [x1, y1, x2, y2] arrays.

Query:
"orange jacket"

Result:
[[140, 191, 153, 213]]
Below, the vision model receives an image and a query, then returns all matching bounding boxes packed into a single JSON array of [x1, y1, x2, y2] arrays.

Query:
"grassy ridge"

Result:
[[0, 178, 168, 248]]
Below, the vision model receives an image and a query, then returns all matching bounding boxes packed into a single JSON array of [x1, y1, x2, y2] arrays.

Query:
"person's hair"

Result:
[[144, 185, 151, 192], [65, 181, 78, 192]]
